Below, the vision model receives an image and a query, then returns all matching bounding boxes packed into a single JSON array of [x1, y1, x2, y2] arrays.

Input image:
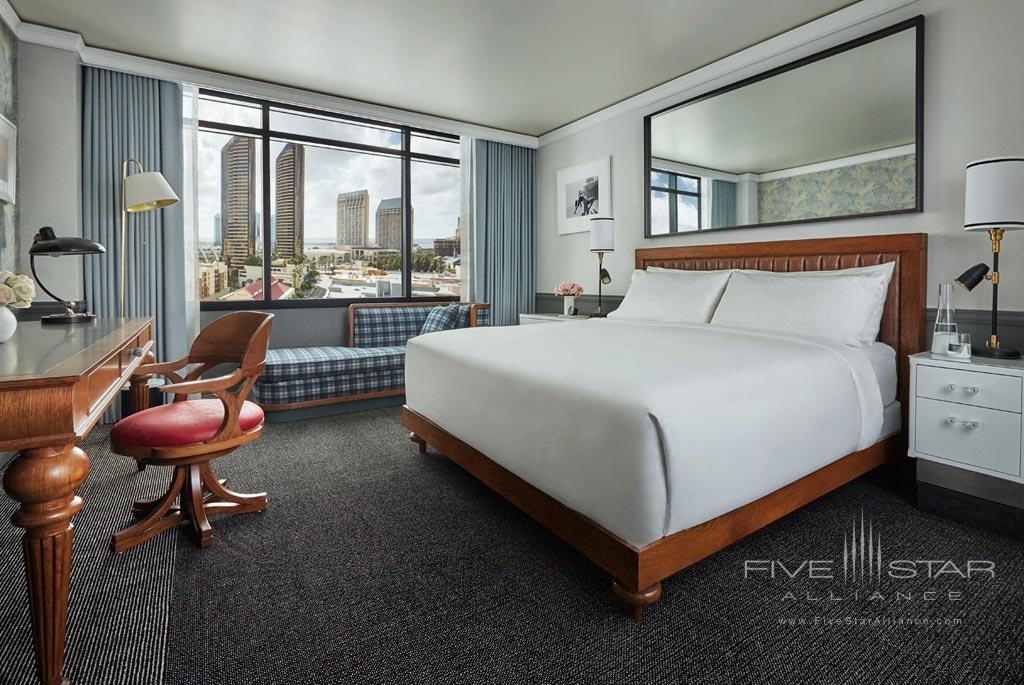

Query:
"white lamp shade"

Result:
[[124, 171, 179, 213], [589, 216, 615, 252], [964, 157, 1024, 232]]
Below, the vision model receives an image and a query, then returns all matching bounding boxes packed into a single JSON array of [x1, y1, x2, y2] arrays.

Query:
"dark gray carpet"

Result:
[[3, 408, 1024, 684]]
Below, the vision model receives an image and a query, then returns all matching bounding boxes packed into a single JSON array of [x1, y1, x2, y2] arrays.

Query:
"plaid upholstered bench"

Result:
[[252, 301, 490, 411]]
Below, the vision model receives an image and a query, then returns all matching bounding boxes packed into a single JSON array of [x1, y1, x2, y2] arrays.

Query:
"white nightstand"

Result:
[[908, 352, 1024, 483], [518, 313, 590, 325]]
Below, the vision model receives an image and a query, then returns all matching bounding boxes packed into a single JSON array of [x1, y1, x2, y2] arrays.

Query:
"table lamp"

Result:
[[29, 226, 106, 324], [955, 157, 1023, 359], [120, 158, 179, 317], [589, 216, 614, 318]]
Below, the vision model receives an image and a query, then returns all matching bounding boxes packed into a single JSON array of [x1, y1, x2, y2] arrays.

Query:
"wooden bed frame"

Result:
[[403, 233, 927, 619]]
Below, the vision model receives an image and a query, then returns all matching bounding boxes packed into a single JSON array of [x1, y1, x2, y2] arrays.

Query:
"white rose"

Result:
[[11, 275, 34, 302], [0, 283, 14, 305], [0, 270, 12, 286]]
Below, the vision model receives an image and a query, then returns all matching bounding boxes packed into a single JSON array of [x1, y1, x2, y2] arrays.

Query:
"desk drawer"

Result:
[[915, 397, 1022, 476], [916, 364, 1021, 413]]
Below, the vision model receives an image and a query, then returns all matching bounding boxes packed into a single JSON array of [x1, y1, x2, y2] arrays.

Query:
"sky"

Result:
[[188, 96, 461, 246]]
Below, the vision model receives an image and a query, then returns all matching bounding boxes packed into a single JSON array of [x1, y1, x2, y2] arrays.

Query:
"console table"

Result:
[[0, 317, 153, 685]]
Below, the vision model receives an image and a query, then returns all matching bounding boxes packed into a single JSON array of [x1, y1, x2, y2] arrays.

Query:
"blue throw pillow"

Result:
[[420, 304, 460, 335]]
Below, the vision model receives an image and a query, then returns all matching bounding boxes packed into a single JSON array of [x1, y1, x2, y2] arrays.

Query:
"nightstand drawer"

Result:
[[915, 398, 1022, 476], [916, 364, 1022, 413]]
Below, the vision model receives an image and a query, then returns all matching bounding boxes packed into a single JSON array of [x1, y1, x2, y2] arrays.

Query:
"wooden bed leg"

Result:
[[409, 432, 428, 455], [612, 580, 662, 621]]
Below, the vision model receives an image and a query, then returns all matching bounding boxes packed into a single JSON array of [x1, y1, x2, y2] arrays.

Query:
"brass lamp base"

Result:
[[973, 344, 1021, 360]]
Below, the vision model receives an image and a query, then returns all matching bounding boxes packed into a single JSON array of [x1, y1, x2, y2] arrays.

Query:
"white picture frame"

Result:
[[0, 113, 15, 204], [556, 156, 611, 235]]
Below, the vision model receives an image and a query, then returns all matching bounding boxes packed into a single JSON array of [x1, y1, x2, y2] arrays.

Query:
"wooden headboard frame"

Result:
[[635, 233, 928, 411]]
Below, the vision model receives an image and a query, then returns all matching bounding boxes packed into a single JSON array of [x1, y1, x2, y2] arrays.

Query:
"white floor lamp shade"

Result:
[[124, 171, 179, 212]]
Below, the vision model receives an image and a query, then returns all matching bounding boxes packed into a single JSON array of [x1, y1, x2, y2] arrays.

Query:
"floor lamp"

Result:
[[120, 158, 179, 318], [589, 216, 614, 318]]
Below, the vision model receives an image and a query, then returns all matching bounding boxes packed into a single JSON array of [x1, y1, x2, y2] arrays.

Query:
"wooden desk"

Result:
[[0, 317, 153, 685]]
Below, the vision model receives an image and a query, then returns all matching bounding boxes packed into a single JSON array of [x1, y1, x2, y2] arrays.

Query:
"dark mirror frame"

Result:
[[643, 15, 924, 238]]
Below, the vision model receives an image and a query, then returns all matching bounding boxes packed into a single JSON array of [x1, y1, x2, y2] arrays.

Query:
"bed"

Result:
[[402, 233, 927, 618]]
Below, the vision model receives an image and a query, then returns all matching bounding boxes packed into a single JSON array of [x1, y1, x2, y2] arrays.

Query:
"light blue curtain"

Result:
[[83, 67, 186, 364], [710, 179, 736, 229], [471, 140, 536, 326]]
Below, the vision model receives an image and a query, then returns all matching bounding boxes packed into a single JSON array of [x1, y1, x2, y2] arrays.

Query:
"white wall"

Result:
[[17, 42, 83, 300], [536, 0, 1024, 311]]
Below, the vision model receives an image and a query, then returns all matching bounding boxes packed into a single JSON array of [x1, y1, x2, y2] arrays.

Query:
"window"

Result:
[[650, 169, 701, 234], [190, 89, 461, 308]]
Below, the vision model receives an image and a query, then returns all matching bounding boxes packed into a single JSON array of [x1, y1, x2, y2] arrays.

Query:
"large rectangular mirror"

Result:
[[644, 17, 923, 237]]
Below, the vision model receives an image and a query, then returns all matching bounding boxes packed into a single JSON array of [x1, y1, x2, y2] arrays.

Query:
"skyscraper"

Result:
[[336, 189, 369, 247], [213, 213, 222, 248], [220, 136, 256, 269], [275, 143, 305, 259], [375, 197, 409, 251]]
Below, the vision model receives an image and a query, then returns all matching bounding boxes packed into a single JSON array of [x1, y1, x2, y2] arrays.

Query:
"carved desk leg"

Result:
[[3, 442, 90, 685]]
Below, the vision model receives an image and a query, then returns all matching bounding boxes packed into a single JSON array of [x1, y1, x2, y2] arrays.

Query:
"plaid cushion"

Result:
[[351, 306, 438, 347], [261, 346, 405, 383], [252, 369, 405, 405], [420, 305, 460, 335]]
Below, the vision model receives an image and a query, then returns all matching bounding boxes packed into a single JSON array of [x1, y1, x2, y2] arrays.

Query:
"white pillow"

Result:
[[608, 269, 732, 324], [710, 269, 892, 346], [737, 262, 894, 343]]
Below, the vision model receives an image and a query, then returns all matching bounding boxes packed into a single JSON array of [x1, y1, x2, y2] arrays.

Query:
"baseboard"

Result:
[[917, 481, 1024, 542], [263, 394, 405, 423]]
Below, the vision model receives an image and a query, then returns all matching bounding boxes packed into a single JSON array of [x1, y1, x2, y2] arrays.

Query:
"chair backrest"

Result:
[[188, 311, 274, 371]]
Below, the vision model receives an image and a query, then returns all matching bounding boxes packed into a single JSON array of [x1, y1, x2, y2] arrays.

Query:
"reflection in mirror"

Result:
[[646, 18, 921, 236]]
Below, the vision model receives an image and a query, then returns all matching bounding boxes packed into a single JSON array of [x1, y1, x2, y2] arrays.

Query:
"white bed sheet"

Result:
[[406, 319, 886, 548], [863, 341, 898, 405]]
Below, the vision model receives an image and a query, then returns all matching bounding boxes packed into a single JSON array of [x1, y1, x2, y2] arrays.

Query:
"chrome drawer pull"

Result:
[[944, 383, 980, 394], [946, 416, 980, 430]]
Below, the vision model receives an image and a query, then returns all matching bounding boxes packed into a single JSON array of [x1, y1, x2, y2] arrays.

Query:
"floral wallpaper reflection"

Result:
[[0, 19, 15, 274], [758, 154, 915, 224]]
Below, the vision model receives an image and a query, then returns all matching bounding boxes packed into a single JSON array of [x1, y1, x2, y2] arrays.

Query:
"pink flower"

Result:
[[554, 281, 583, 297]]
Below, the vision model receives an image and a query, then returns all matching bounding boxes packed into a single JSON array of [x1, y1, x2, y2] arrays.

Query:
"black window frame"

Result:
[[196, 88, 461, 311], [650, 169, 702, 234]]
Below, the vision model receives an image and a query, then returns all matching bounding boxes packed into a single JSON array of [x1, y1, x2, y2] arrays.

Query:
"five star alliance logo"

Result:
[[844, 509, 883, 583]]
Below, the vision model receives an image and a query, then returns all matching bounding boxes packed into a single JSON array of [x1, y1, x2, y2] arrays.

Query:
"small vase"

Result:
[[563, 295, 576, 317], [0, 306, 17, 343]]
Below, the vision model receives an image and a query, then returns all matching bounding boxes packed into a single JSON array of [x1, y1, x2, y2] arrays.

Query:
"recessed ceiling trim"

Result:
[[5, 2, 538, 148], [538, 0, 919, 147]]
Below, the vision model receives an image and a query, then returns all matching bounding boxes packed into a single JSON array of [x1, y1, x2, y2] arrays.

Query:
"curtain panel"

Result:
[[710, 179, 737, 229], [83, 67, 186, 363], [471, 139, 536, 326]]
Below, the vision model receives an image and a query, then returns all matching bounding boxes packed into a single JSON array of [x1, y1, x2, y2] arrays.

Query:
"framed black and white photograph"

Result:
[[0, 113, 15, 204], [556, 156, 611, 235]]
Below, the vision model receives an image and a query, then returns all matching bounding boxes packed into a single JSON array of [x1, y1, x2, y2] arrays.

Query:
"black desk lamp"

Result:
[[589, 216, 614, 318], [956, 157, 1023, 359], [29, 227, 106, 324]]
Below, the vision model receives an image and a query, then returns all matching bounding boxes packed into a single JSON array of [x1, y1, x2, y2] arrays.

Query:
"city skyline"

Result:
[[336, 189, 369, 247]]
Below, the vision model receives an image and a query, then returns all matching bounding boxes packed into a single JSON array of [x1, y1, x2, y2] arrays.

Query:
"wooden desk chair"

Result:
[[110, 311, 274, 553]]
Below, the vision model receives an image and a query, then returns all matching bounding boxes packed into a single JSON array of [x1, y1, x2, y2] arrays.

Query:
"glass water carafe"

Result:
[[932, 283, 958, 355]]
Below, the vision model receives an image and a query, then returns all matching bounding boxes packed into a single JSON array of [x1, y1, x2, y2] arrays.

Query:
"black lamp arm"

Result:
[[30, 255, 76, 314]]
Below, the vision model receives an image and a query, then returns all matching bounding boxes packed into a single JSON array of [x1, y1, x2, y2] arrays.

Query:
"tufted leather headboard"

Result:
[[635, 233, 928, 412]]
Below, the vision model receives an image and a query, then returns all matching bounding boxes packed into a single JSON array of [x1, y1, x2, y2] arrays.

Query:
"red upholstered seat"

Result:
[[111, 399, 265, 448]]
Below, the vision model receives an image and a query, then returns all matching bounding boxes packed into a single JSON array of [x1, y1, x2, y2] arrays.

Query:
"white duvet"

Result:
[[405, 319, 884, 548]]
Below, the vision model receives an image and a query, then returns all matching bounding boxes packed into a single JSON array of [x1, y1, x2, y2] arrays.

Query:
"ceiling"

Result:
[[651, 27, 916, 174], [10, 0, 856, 136]]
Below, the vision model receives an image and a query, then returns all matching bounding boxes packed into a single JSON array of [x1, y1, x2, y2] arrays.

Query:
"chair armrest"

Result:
[[161, 368, 248, 396], [132, 356, 190, 379]]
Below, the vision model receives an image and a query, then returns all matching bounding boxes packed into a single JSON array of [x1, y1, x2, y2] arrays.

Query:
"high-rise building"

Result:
[[220, 136, 256, 269], [375, 197, 409, 251], [275, 144, 305, 259], [336, 189, 369, 247], [213, 213, 222, 248], [433, 220, 461, 257]]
